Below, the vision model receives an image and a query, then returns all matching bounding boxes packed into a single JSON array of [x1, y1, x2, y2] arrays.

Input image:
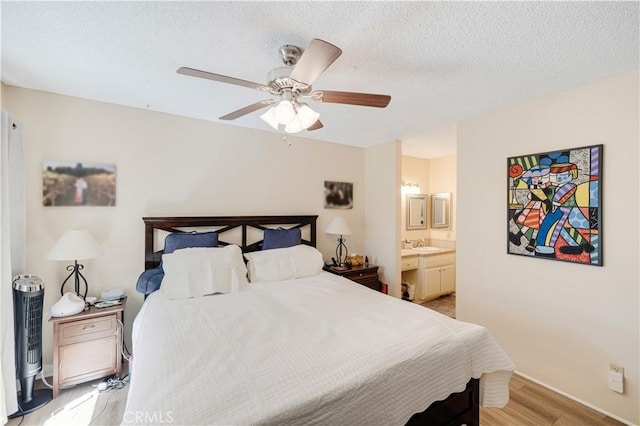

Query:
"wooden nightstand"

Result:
[[323, 264, 382, 291], [50, 297, 125, 398]]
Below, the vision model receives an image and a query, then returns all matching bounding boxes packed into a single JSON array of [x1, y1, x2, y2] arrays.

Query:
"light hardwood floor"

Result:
[[481, 374, 623, 426], [6, 372, 624, 426], [6, 375, 128, 426]]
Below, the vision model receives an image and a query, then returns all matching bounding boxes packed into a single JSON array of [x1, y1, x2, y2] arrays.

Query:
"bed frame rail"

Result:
[[406, 378, 479, 425]]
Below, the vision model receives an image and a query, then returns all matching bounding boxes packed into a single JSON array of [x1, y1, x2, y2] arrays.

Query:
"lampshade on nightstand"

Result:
[[325, 217, 352, 266], [46, 229, 104, 299]]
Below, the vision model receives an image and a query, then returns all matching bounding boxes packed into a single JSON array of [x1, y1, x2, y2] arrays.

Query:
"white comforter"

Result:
[[123, 273, 514, 425]]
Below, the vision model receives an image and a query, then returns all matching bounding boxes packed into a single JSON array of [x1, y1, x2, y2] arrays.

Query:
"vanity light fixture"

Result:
[[325, 217, 352, 266], [401, 181, 421, 194]]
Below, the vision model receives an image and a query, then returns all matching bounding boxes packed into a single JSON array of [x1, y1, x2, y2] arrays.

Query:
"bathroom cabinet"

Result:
[[402, 251, 455, 302], [401, 255, 419, 272], [420, 263, 455, 300]]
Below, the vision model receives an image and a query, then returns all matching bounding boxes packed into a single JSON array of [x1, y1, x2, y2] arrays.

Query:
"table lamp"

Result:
[[325, 217, 352, 266], [46, 229, 104, 300]]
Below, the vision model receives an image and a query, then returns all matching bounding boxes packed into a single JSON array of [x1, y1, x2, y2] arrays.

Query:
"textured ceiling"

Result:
[[2, 2, 638, 158]]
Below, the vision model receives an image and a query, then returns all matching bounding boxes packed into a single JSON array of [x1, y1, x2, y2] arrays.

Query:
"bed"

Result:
[[123, 215, 514, 425]]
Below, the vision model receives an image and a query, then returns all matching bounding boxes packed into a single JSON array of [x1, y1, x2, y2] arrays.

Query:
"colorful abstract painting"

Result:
[[507, 145, 602, 266]]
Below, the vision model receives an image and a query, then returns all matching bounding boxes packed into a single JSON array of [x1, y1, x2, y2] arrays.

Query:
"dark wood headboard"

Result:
[[143, 215, 318, 270]]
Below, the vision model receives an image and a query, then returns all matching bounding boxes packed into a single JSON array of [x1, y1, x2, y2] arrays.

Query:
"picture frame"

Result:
[[324, 181, 353, 209], [43, 160, 116, 206], [507, 144, 602, 266]]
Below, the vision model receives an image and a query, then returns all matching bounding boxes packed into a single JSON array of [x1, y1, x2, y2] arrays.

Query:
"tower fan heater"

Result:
[[9, 275, 52, 418]]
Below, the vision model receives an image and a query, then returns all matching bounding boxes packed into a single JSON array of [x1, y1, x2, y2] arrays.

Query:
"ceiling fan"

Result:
[[177, 38, 391, 133]]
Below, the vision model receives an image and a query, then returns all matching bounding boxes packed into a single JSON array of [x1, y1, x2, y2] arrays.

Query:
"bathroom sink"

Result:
[[412, 246, 442, 253]]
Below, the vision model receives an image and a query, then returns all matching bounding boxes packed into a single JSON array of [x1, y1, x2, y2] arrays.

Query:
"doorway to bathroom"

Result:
[[421, 294, 456, 318]]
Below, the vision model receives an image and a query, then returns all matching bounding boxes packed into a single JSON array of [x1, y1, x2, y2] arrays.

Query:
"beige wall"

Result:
[[401, 155, 457, 242], [457, 70, 639, 424], [365, 141, 401, 297], [2, 85, 368, 367]]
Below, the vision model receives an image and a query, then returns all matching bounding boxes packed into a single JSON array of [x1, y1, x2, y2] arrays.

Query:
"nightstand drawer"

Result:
[[357, 277, 382, 291], [58, 315, 117, 345], [344, 270, 378, 281]]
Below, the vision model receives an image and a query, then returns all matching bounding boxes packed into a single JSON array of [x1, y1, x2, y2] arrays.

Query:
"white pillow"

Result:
[[161, 245, 249, 299], [244, 245, 323, 282], [288, 245, 324, 278], [243, 247, 295, 283]]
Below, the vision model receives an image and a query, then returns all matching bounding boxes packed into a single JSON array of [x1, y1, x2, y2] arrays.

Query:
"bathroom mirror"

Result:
[[406, 194, 427, 230], [431, 193, 450, 229]]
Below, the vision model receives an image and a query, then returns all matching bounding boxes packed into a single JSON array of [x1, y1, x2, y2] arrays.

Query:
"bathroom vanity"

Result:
[[401, 247, 455, 302]]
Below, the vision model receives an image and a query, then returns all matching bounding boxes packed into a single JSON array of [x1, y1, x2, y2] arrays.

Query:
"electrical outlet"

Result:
[[608, 364, 624, 393], [609, 364, 624, 375]]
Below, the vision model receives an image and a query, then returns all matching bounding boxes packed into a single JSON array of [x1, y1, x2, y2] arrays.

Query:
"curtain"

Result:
[[0, 111, 25, 424]]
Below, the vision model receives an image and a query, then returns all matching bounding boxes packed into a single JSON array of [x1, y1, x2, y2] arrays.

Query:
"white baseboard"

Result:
[[514, 371, 638, 426], [43, 363, 53, 378]]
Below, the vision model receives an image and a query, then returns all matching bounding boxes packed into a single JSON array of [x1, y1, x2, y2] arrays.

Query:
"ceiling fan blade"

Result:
[[219, 100, 276, 120], [289, 39, 342, 85], [307, 119, 324, 131], [178, 67, 266, 90], [309, 90, 391, 108]]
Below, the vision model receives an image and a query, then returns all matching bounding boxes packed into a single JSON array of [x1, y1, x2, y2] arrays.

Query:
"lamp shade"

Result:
[[46, 229, 104, 261], [260, 100, 320, 133], [296, 103, 320, 129], [273, 100, 296, 124], [325, 217, 352, 236], [284, 116, 304, 134], [259, 108, 279, 130]]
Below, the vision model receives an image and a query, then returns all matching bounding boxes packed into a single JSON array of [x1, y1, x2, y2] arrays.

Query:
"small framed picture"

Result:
[[43, 161, 116, 206], [324, 181, 353, 209]]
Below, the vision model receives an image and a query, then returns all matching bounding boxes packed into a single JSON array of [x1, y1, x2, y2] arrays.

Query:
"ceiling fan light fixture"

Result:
[[259, 107, 279, 130], [273, 100, 296, 124], [296, 103, 320, 129], [284, 116, 304, 133]]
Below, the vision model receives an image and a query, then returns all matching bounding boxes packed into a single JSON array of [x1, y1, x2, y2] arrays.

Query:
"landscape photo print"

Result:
[[43, 160, 116, 206]]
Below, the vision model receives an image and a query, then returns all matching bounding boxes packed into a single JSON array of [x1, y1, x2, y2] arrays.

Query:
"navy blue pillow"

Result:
[[263, 228, 301, 250], [164, 231, 218, 254], [136, 266, 164, 296]]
